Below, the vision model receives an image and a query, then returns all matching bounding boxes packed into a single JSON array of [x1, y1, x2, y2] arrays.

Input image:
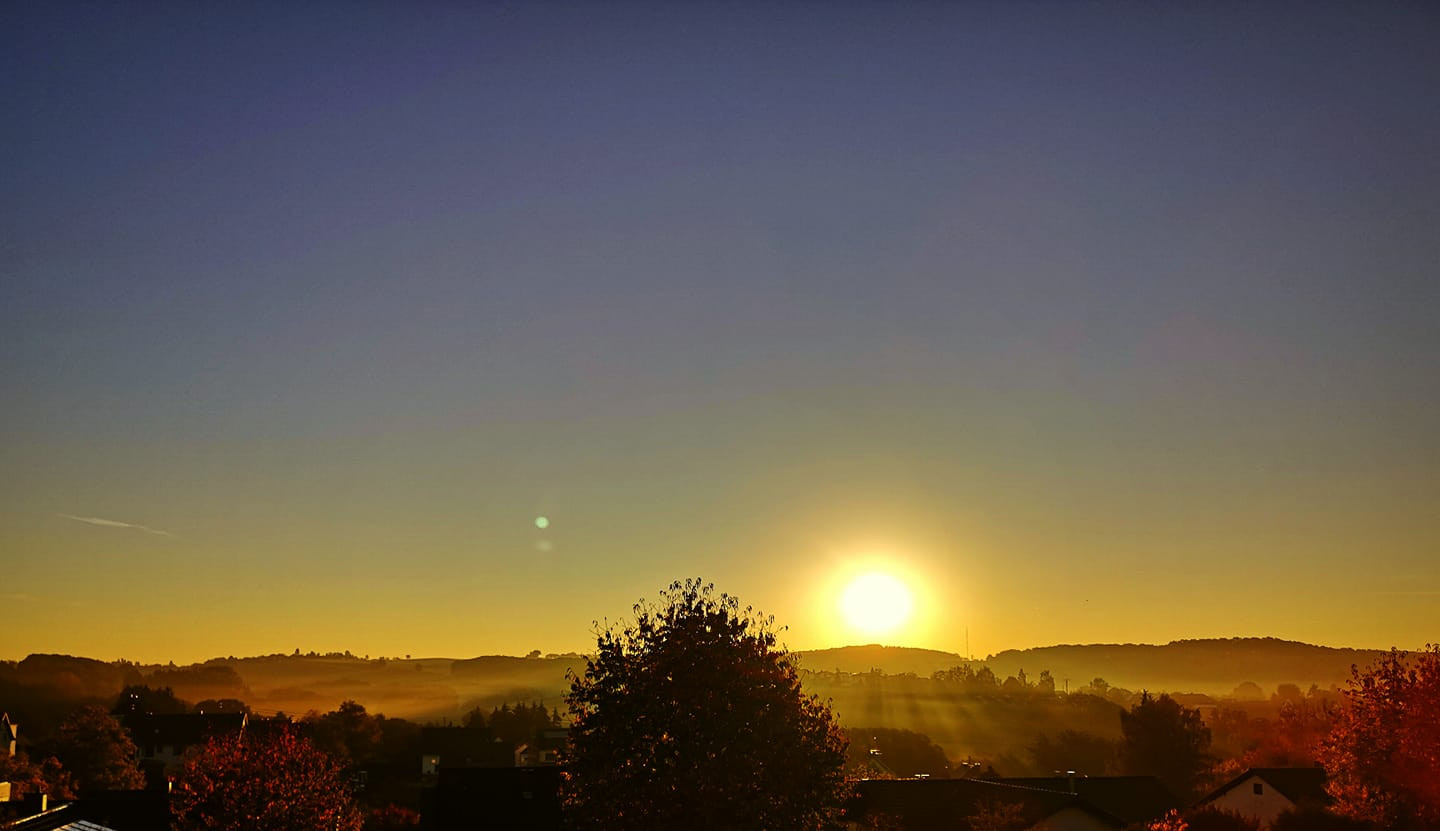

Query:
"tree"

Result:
[[114, 684, 188, 716], [172, 728, 363, 831], [1028, 729, 1117, 776], [1320, 644, 1440, 829], [487, 701, 560, 747], [194, 698, 251, 715], [561, 579, 849, 830], [966, 799, 1027, 831], [845, 727, 949, 778], [50, 705, 145, 792], [1119, 692, 1212, 798], [0, 751, 76, 801], [304, 700, 383, 766]]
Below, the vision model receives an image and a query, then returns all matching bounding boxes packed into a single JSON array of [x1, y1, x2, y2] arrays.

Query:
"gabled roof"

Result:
[[848, 778, 1127, 830], [419, 726, 513, 767], [121, 712, 246, 749], [1200, 767, 1329, 807], [988, 776, 1181, 825]]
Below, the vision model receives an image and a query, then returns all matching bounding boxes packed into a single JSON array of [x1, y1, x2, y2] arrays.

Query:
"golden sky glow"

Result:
[[4, 5, 1439, 664]]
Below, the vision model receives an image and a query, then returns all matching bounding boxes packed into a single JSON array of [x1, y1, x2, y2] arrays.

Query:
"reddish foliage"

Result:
[[172, 728, 363, 831], [1321, 645, 1440, 830]]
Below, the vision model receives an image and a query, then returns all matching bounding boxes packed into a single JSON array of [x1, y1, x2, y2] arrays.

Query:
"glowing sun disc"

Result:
[[839, 572, 914, 637]]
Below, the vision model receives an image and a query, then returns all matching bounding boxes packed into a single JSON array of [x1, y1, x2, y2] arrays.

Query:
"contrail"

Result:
[[58, 513, 176, 537]]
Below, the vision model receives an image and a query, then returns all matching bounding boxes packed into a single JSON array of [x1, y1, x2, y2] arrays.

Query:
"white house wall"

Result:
[[1206, 775, 1296, 828]]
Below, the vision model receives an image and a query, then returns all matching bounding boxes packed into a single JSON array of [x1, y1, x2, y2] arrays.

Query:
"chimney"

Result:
[[21, 791, 48, 814]]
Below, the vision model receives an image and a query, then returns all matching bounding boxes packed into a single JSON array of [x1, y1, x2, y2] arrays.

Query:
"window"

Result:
[[1253, 783, 1264, 795]]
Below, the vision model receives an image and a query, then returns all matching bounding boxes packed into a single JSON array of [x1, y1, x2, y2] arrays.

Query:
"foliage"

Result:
[[1119, 692, 1212, 798], [1320, 644, 1440, 829], [845, 727, 949, 778], [472, 700, 561, 746], [171, 728, 363, 831], [146, 664, 249, 701], [1146, 809, 1189, 831], [561, 578, 849, 830], [50, 705, 145, 792], [364, 803, 422, 830], [0, 750, 76, 800], [1028, 729, 1117, 776], [115, 684, 188, 716], [1184, 805, 1260, 831], [965, 799, 1027, 831], [304, 700, 384, 766], [194, 698, 251, 715]]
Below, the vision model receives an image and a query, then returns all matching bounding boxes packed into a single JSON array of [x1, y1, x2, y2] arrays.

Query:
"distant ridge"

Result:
[[799, 638, 1388, 694], [796, 644, 967, 677]]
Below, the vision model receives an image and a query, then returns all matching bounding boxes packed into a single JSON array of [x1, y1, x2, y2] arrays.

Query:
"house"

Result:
[[121, 712, 246, 777], [0, 790, 169, 831], [1196, 767, 1329, 829], [2, 713, 17, 756], [988, 776, 1181, 828], [845, 778, 1135, 830], [515, 727, 568, 767], [419, 726, 513, 775]]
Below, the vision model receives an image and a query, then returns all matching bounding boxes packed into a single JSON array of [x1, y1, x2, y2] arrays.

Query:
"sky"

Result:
[[3, 3, 1438, 665]]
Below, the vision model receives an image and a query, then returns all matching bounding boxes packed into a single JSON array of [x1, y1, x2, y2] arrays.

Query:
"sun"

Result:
[[839, 571, 914, 638]]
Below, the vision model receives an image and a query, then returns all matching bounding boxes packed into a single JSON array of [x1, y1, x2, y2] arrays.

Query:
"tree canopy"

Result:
[[1119, 692, 1212, 798], [49, 705, 145, 792], [171, 728, 363, 831], [561, 578, 849, 830], [1320, 644, 1440, 829]]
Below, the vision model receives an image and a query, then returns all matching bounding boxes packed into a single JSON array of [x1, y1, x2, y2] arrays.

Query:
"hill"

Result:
[[797, 645, 968, 677], [801, 638, 1385, 695]]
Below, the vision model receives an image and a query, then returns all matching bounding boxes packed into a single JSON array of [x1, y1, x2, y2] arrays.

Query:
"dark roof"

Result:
[[1200, 767, 1329, 807], [988, 776, 1181, 825], [122, 713, 246, 749], [420, 726, 513, 767], [848, 778, 1125, 830]]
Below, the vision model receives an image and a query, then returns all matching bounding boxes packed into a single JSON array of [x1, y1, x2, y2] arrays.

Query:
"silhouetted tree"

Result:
[[172, 729, 362, 831], [304, 700, 383, 766], [49, 705, 145, 792], [114, 684, 187, 716], [194, 698, 251, 715], [1028, 729, 1117, 776], [1119, 692, 1212, 798], [486, 701, 560, 747], [1320, 644, 1440, 829], [1271, 683, 1304, 705], [561, 578, 849, 830], [845, 727, 949, 778]]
